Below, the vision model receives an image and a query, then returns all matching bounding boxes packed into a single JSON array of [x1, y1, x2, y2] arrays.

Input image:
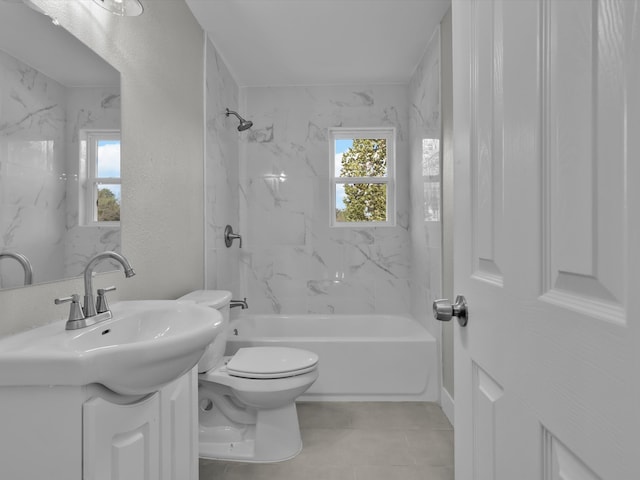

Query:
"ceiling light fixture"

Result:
[[92, 0, 143, 17]]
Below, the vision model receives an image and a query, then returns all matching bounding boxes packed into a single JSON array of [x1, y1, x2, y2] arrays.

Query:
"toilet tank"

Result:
[[178, 290, 231, 372]]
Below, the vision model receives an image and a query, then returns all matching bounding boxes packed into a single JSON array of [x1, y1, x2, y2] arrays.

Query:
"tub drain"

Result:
[[199, 398, 214, 412]]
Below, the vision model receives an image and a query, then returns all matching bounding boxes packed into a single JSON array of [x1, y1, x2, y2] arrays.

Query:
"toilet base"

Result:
[[199, 402, 303, 463]]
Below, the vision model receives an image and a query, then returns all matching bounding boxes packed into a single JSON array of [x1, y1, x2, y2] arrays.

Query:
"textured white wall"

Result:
[[0, 0, 205, 335]]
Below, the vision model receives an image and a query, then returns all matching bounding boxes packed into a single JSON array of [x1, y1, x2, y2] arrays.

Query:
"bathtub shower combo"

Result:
[[226, 313, 439, 402]]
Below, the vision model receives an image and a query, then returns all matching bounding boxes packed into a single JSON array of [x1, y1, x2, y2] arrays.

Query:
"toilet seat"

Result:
[[226, 347, 318, 379]]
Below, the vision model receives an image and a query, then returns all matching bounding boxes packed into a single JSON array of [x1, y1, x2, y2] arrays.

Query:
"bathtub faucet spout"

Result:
[[230, 297, 248, 309]]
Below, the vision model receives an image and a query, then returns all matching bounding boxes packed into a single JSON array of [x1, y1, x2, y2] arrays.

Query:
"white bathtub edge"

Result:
[[441, 387, 455, 427], [228, 313, 439, 402]]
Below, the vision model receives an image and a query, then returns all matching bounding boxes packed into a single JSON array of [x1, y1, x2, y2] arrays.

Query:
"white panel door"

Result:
[[452, 0, 640, 479]]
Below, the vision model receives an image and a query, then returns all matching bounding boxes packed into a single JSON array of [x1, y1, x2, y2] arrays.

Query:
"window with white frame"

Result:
[[81, 130, 121, 225], [330, 127, 395, 226]]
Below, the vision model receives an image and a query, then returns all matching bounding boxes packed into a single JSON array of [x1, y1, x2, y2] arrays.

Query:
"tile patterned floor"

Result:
[[199, 402, 454, 480]]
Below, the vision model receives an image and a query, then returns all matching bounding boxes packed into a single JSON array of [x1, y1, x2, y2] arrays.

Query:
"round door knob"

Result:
[[432, 295, 469, 327], [433, 299, 454, 322]]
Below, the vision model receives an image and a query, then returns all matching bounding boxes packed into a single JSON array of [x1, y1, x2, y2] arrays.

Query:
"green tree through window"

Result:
[[339, 138, 387, 222], [97, 188, 120, 222]]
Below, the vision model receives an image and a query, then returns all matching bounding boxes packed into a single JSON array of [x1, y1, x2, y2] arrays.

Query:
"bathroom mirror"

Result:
[[0, 0, 122, 289]]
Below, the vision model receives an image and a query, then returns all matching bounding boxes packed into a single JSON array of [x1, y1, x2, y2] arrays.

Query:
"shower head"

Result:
[[225, 108, 253, 132]]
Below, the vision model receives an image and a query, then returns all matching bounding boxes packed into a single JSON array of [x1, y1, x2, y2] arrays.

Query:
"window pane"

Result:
[[96, 184, 121, 222], [96, 140, 121, 178], [336, 183, 387, 222], [336, 138, 387, 178]]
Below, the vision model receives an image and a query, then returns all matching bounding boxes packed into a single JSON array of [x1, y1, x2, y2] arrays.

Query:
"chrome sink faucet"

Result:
[[0, 251, 33, 286], [55, 251, 135, 330], [83, 251, 135, 318]]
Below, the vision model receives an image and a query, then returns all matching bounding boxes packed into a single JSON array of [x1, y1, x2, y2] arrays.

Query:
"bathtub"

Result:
[[225, 314, 439, 402]]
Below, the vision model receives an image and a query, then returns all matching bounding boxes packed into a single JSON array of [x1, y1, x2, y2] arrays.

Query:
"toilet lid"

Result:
[[226, 347, 318, 379]]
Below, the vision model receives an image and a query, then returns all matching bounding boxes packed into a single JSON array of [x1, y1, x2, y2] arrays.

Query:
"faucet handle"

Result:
[[96, 286, 116, 314], [54, 294, 85, 321], [224, 225, 243, 248]]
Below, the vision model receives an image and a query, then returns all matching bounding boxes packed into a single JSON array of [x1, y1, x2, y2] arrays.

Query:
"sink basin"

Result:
[[0, 300, 222, 395]]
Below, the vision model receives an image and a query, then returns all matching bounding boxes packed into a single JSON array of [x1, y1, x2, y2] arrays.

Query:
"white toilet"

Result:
[[178, 290, 319, 463]]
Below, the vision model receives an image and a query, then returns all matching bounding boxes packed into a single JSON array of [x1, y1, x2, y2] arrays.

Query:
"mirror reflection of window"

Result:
[[82, 131, 121, 225]]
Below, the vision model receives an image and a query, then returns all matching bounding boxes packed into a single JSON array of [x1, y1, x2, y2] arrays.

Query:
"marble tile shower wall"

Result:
[[408, 28, 443, 334], [204, 38, 241, 294], [0, 49, 120, 288], [239, 85, 411, 315]]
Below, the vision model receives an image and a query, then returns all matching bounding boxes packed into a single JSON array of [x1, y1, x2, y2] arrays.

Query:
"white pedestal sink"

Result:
[[0, 300, 223, 394], [0, 300, 222, 479]]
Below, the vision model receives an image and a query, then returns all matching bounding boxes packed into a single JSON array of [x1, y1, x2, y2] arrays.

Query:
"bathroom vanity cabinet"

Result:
[[0, 368, 198, 479]]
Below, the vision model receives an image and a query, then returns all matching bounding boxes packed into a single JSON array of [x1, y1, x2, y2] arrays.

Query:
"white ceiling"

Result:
[[185, 0, 450, 87]]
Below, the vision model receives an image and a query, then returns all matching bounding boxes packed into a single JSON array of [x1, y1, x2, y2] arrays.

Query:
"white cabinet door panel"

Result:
[[83, 393, 161, 480]]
